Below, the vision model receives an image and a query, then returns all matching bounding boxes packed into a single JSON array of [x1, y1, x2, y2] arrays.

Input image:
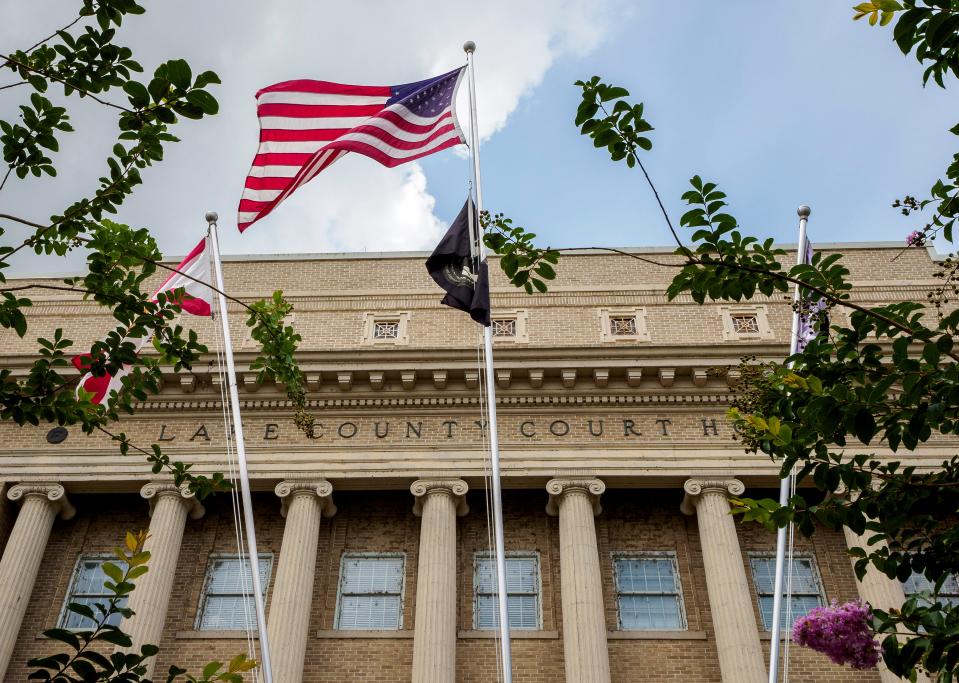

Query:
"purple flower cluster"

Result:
[[906, 230, 926, 247], [791, 600, 880, 670]]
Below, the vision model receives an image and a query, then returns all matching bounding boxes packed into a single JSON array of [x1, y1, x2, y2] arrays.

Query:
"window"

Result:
[[730, 314, 759, 334], [197, 554, 272, 631], [610, 316, 638, 336], [903, 571, 959, 607], [473, 553, 541, 630], [599, 308, 650, 343], [362, 312, 411, 345], [749, 554, 825, 630], [335, 554, 405, 630], [492, 318, 517, 338], [719, 305, 775, 341], [372, 320, 399, 340], [613, 553, 686, 630], [59, 556, 126, 629]]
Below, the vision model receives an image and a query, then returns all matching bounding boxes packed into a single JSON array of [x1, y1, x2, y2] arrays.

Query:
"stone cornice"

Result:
[[7, 482, 75, 520], [545, 477, 606, 517], [140, 482, 205, 520], [410, 479, 469, 517], [680, 477, 746, 515], [274, 479, 336, 518]]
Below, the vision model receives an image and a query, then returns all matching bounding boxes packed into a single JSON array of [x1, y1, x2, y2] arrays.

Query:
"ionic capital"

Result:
[[7, 482, 75, 520], [545, 477, 605, 517], [680, 478, 745, 516], [140, 482, 205, 520], [274, 480, 336, 518], [410, 479, 469, 517]]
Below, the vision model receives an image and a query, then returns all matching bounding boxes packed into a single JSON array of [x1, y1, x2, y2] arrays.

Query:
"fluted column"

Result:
[[267, 480, 335, 683], [546, 477, 611, 683], [410, 479, 468, 683], [123, 482, 204, 674], [0, 483, 75, 680], [681, 478, 765, 683], [843, 526, 930, 683]]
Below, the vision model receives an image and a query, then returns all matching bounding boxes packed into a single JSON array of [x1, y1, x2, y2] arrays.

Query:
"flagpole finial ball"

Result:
[[463, 41, 476, 53], [204, 211, 218, 225], [797, 205, 811, 219]]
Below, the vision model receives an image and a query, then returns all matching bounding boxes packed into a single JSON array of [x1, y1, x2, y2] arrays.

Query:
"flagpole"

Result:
[[464, 40, 513, 683], [205, 212, 274, 683], [768, 204, 810, 683]]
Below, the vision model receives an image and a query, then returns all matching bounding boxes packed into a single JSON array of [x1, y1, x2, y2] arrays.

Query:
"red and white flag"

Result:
[[238, 66, 466, 232], [73, 237, 213, 405]]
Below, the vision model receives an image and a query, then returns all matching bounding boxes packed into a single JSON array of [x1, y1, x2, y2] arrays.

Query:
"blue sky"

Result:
[[2, 1, 957, 275], [427, 3, 958, 250]]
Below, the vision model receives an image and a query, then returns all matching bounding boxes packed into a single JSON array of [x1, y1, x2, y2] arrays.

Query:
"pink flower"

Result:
[[791, 600, 880, 670], [906, 230, 925, 247]]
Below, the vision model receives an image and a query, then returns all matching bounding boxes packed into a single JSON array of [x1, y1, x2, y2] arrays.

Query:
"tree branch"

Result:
[[2, 53, 131, 112]]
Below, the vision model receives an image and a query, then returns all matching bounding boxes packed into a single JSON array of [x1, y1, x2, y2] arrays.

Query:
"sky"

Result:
[[2, 1, 957, 276]]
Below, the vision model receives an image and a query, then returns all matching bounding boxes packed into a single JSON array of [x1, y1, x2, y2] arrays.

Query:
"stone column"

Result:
[[122, 483, 204, 673], [267, 480, 335, 683], [843, 526, 930, 683], [545, 477, 611, 683], [681, 478, 765, 683], [410, 479, 468, 683], [0, 483, 75, 681]]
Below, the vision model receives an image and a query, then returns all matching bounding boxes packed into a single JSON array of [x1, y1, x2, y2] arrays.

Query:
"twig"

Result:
[[22, 12, 86, 55], [0, 81, 27, 92], [0, 212, 46, 230], [2, 53, 131, 112]]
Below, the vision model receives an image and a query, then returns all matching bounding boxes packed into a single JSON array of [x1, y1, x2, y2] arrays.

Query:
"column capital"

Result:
[[140, 482, 205, 520], [410, 479, 468, 517], [680, 477, 745, 515], [7, 482, 75, 520], [545, 477, 605, 517], [275, 479, 336, 518]]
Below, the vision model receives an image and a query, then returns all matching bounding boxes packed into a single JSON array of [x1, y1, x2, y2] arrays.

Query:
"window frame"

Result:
[[611, 551, 688, 631], [472, 551, 543, 631], [361, 312, 411, 346], [719, 305, 775, 341], [747, 552, 826, 631], [58, 554, 126, 630], [490, 309, 529, 344], [334, 552, 407, 631], [902, 570, 959, 607], [599, 307, 651, 343], [195, 553, 274, 631]]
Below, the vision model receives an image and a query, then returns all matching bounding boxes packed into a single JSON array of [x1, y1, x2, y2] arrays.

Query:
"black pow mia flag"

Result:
[[425, 198, 491, 326]]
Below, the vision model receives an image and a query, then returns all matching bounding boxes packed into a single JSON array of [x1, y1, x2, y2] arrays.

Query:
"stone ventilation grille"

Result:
[[372, 320, 400, 340], [492, 318, 516, 337], [609, 316, 638, 336], [730, 314, 759, 334]]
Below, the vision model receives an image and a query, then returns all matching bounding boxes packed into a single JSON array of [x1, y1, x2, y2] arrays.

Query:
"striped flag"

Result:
[[72, 237, 213, 405], [238, 66, 467, 232]]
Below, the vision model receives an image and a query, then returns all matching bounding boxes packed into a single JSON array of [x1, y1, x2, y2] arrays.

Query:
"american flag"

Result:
[[238, 66, 467, 233]]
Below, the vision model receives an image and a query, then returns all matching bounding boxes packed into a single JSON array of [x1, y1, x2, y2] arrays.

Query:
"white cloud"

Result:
[[0, 0, 617, 272]]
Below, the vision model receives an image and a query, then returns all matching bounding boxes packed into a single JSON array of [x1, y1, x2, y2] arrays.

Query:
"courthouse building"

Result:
[[0, 243, 947, 683]]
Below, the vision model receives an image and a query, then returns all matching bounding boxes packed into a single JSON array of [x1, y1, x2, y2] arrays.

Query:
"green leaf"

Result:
[[164, 59, 192, 90], [185, 90, 219, 115]]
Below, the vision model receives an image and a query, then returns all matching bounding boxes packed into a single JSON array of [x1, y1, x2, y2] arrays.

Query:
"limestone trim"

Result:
[[274, 479, 336, 518], [140, 481, 205, 519], [7, 482, 75, 519], [679, 477, 745, 515], [410, 479, 469, 517], [545, 477, 605, 517]]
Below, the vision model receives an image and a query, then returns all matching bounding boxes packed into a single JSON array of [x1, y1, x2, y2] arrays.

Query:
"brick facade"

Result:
[[0, 243, 946, 682]]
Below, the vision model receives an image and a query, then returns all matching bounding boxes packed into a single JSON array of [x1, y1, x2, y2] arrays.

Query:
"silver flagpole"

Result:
[[768, 204, 811, 683], [206, 212, 275, 683], [464, 40, 513, 683]]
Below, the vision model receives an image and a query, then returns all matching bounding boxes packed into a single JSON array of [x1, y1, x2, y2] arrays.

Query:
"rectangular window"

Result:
[[609, 316, 638, 336], [197, 554, 272, 631], [492, 318, 517, 338], [749, 554, 825, 630], [59, 556, 127, 629], [731, 314, 760, 334], [336, 554, 405, 630], [613, 553, 686, 630], [474, 553, 541, 630], [903, 571, 959, 607], [372, 320, 400, 340]]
